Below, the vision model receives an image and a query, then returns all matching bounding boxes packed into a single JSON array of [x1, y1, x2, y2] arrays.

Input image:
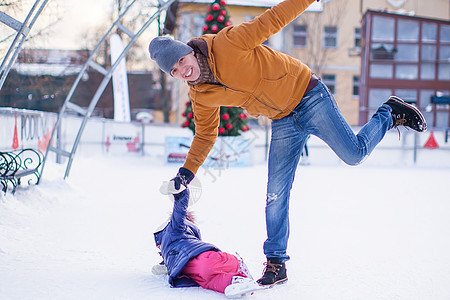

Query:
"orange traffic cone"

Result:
[[424, 131, 439, 149], [12, 114, 19, 150], [38, 129, 51, 152]]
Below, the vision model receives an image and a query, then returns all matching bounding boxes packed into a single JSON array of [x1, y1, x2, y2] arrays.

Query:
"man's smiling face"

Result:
[[170, 51, 200, 81]]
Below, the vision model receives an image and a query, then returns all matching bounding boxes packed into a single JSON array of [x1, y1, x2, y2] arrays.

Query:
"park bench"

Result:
[[0, 148, 43, 193]]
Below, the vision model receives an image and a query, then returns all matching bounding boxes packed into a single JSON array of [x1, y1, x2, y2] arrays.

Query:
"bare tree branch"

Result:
[[300, 1, 348, 76]]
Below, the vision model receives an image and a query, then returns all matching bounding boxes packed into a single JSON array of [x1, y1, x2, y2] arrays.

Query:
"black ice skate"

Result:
[[384, 96, 427, 132], [256, 257, 288, 287]]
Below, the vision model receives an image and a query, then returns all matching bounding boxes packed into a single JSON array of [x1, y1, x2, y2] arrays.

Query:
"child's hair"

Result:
[[186, 211, 196, 223]]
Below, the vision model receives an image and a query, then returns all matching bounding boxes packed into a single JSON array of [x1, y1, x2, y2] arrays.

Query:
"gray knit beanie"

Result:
[[149, 36, 193, 75]]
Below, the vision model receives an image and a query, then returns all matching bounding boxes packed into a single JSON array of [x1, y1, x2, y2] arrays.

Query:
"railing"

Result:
[[0, 148, 43, 193]]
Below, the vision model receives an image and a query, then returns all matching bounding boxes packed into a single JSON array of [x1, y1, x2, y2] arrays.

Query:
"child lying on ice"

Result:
[[153, 188, 263, 298]]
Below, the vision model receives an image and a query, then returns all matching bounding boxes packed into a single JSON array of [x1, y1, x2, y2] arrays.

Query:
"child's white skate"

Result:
[[224, 276, 266, 298], [235, 252, 253, 280]]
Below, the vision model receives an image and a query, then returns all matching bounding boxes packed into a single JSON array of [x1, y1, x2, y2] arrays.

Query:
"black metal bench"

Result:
[[0, 148, 43, 193]]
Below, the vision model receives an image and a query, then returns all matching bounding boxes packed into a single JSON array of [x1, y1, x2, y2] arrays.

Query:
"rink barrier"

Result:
[[0, 148, 43, 193], [1, 108, 450, 170]]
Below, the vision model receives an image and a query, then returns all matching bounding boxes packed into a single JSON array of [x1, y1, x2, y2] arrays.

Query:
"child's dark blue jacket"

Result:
[[154, 189, 219, 287]]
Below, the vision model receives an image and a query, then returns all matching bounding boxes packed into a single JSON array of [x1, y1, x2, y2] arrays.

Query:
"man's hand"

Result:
[[173, 167, 195, 190], [159, 168, 194, 195]]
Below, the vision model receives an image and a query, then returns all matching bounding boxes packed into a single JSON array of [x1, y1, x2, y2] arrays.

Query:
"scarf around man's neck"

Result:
[[186, 39, 220, 86]]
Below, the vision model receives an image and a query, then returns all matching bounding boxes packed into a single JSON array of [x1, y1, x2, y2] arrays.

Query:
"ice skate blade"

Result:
[[225, 284, 268, 298]]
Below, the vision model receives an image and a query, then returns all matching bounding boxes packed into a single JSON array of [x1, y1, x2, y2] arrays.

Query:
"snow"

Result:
[[1, 152, 450, 300]]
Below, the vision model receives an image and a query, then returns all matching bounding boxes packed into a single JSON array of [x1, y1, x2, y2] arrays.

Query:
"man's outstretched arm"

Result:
[[223, 0, 317, 50]]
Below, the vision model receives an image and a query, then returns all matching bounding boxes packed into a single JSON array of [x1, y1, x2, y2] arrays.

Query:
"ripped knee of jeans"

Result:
[[266, 193, 278, 204]]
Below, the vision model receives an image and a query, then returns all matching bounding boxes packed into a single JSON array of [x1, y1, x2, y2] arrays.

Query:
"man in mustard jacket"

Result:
[[149, 0, 427, 287]]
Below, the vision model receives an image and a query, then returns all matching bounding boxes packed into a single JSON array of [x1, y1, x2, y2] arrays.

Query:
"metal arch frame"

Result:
[[0, 0, 50, 92], [39, 0, 176, 181]]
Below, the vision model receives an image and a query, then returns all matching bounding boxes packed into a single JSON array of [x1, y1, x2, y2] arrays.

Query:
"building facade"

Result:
[[360, 10, 450, 128]]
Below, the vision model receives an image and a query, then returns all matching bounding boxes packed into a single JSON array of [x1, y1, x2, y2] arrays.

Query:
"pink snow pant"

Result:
[[181, 251, 246, 293]]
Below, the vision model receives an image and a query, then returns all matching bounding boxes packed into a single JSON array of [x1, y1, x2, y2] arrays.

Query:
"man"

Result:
[[149, 0, 427, 287]]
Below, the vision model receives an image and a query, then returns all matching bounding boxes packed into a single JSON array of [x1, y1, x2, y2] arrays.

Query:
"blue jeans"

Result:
[[263, 81, 392, 261]]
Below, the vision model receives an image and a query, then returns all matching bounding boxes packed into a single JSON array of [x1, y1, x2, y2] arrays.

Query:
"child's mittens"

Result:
[[159, 180, 186, 195], [152, 263, 168, 275]]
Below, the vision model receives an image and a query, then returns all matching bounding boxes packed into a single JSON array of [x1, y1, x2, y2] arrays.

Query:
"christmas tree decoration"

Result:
[[183, 101, 251, 136], [203, 0, 232, 34], [181, 0, 250, 137]]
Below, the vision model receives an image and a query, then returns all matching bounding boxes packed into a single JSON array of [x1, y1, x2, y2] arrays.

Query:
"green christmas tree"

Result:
[[181, 0, 250, 136], [202, 0, 232, 34]]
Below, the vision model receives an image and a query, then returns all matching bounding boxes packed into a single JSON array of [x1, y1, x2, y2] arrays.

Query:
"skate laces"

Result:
[[393, 114, 407, 128], [392, 114, 410, 140], [262, 261, 280, 276], [231, 276, 247, 284], [235, 252, 253, 280]]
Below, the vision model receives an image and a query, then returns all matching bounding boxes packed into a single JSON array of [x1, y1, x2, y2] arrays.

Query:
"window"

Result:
[[293, 24, 307, 47], [422, 45, 437, 60], [422, 22, 437, 42], [396, 65, 418, 80], [372, 16, 394, 42], [395, 44, 419, 62], [193, 14, 205, 37], [323, 74, 336, 94], [394, 89, 417, 104], [353, 75, 360, 97], [440, 24, 450, 43], [438, 63, 450, 80], [438, 45, 450, 80], [421, 63, 435, 80], [179, 14, 193, 43], [369, 88, 392, 112], [354, 28, 361, 49], [420, 90, 435, 108], [397, 19, 419, 42], [421, 45, 436, 80], [179, 14, 205, 43], [370, 64, 393, 79], [323, 26, 337, 49], [371, 43, 395, 60]]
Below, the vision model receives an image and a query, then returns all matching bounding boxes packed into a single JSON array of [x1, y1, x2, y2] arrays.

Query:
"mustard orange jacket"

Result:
[[183, 0, 316, 174]]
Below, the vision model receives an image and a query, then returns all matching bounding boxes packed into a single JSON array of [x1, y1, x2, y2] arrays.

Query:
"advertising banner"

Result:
[[110, 33, 131, 122], [165, 136, 251, 168]]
